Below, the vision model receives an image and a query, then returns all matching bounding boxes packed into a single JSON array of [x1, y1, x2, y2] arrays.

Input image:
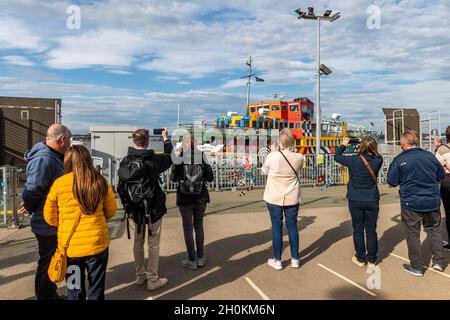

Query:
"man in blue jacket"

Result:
[[387, 130, 446, 276], [22, 124, 72, 299]]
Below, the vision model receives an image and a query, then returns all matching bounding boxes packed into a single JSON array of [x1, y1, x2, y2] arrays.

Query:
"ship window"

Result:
[[271, 105, 280, 111], [252, 121, 257, 127], [282, 105, 287, 111], [250, 107, 256, 113], [289, 123, 295, 129], [290, 104, 299, 112], [244, 120, 249, 127], [295, 123, 301, 129], [235, 120, 241, 127], [296, 139, 301, 146]]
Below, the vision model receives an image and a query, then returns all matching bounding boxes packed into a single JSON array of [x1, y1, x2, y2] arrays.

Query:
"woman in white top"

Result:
[[262, 128, 304, 270]]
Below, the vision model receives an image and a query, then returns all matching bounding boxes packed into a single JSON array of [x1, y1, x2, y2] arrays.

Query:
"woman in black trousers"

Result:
[[171, 136, 214, 270], [334, 136, 383, 267]]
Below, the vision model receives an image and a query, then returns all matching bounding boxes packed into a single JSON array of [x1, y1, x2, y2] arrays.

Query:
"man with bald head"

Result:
[[22, 123, 72, 300]]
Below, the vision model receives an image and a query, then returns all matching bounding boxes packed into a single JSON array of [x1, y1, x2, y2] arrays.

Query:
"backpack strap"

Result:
[[359, 154, 377, 183], [279, 151, 300, 182]]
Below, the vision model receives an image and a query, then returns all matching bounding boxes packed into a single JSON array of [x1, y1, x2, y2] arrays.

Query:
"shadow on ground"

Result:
[[105, 216, 317, 300]]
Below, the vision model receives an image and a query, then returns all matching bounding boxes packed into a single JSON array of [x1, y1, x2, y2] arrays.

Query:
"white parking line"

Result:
[[317, 263, 376, 297], [389, 253, 450, 279], [245, 277, 270, 300]]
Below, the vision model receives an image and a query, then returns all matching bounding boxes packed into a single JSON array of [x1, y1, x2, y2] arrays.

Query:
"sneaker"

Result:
[[197, 257, 207, 268], [147, 277, 168, 291], [267, 258, 283, 270], [181, 259, 198, 270], [352, 256, 366, 267], [291, 258, 300, 269], [444, 243, 450, 251], [135, 275, 147, 286], [432, 263, 445, 272], [402, 264, 424, 277]]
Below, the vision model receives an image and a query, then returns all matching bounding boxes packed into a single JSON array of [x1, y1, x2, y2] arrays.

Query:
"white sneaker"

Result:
[[147, 277, 168, 291], [135, 275, 147, 286], [267, 258, 283, 270], [291, 258, 300, 269]]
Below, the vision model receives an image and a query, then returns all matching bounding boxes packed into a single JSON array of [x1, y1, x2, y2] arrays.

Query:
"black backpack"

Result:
[[179, 164, 204, 195], [118, 156, 155, 217]]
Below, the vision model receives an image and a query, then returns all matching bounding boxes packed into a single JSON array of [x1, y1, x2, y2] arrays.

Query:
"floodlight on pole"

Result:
[[295, 6, 341, 163]]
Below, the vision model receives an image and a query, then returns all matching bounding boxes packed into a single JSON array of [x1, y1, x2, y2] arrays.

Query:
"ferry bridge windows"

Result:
[[296, 139, 301, 146], [282, 105, 287, 111], [244, 120, 250, 127], [271, 105, 280, 111], [235, 120, 241, 127], [252, 120, 257, 128], [250, 107, 256, 113], [289, 123, 295, 129], [295, 123, 301, 129], [290, 104, 299, 112]]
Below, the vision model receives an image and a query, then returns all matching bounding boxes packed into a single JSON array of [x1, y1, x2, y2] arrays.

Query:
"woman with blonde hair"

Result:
[[334, 136, 383, 267], [262, 128, 304, 270], [44, 145, 117, 300]]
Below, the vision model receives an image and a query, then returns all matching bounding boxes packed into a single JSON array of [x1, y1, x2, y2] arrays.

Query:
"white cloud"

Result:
[[46, 30, 148, 69], [2, 55, 35, 66], [0, 15, 44, 51]]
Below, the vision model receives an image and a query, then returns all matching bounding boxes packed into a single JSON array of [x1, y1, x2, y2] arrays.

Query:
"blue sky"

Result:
[[0, 0, 449, 134]]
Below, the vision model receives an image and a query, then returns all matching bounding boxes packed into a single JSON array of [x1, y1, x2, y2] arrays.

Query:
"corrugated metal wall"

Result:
[[0, 97, 61, 168]]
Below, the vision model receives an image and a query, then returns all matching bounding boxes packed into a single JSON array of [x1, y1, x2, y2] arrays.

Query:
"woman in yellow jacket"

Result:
[[44, 145, 117, 300]]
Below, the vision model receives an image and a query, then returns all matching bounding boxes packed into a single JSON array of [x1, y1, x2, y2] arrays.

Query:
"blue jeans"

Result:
[[66, 248, 109, 300], [266, 203, 300, 261], [348, 200, 379, 263]]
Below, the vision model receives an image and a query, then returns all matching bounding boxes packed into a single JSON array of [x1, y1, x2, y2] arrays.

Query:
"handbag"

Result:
[[48, 213, 82, 283]]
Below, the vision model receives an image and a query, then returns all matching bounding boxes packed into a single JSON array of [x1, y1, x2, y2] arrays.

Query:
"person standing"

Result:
[[334, 136, 383, 267], [170, 136, 214, 270], [435, 126, 450, 250], [117, 128, 173, 291], [262, 128, 304, 270], [44, 145, 117, 300], [21, 124, 72, 300], [387, 130, 446, 276]]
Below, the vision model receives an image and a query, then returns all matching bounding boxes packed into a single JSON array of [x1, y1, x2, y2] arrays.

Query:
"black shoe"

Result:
[[402, 264, 424, 277], [444, 243, 450, 251]]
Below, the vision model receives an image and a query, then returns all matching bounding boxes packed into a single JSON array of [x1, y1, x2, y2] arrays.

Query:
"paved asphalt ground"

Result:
[[1, 185, 450, 300]]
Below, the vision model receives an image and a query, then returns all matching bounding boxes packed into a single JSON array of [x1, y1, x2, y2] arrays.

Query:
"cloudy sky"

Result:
[[0, 0, 449, 133]]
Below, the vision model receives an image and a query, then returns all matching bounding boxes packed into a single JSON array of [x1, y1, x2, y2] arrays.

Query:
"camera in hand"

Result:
[[153, 128, 164, 135], [349, 138, 362, 144]]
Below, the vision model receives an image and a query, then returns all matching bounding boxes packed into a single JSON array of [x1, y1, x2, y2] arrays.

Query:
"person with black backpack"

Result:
[[170, 135, 214, 270], [117, 128, 173, 291]]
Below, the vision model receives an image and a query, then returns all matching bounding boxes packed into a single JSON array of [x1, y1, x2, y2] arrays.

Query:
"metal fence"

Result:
[[0, 154, 396, 227], [159, 154, 396, 192], [0, 166, 25, 228]]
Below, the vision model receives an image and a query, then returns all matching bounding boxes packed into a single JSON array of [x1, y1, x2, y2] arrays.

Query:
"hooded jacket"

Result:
[[22, 142, 64, 236], [117, 140, 173, 229]]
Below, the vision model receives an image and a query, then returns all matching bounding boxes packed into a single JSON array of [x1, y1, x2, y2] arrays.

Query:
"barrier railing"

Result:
[[0, 166, 24, 228], [159, 154, 396, 192]]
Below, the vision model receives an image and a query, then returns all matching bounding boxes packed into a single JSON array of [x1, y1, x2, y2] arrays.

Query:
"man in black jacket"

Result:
[[387, 130, 446, 276], [117, 128, 172, 291]]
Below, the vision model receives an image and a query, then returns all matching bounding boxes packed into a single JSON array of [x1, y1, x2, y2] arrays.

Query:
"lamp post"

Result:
[[295, 7, 340, 158]]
